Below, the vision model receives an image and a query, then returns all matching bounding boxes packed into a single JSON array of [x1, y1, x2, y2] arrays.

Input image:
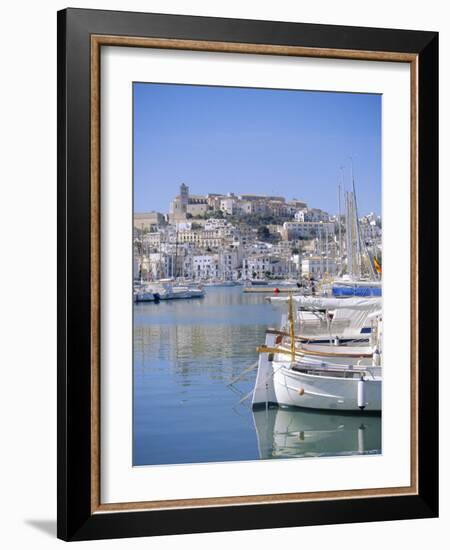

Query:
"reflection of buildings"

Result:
[[253, 407, 381, 458], [133, 295, 270, 384]]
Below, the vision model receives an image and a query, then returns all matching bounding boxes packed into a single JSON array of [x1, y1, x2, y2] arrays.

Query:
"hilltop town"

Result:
[[133, 183, 381, 282]]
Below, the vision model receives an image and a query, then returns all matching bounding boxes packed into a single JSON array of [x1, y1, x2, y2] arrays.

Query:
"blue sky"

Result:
[[134, 83, 381, 215]]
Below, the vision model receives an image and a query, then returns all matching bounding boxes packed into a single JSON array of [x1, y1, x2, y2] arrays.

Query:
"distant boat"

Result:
[[276, 279, 300, 287], [134, 284, 167, 302], [204, 280, 238, 287], [134, 282, 204, 302], [170, 285, 205, 299]]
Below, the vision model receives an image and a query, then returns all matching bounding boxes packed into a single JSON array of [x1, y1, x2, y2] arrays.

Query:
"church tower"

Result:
[[180, 183, 189, 210]]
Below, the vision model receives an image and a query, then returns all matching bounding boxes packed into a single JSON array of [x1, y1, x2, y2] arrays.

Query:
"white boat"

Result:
[[134, 282, 204, 302], [270, 295, 382, 343], [252, 296, 382, 412], [134, 283, 169, 302], [170, 285, 205, 299], [203, 280, 238, 287]]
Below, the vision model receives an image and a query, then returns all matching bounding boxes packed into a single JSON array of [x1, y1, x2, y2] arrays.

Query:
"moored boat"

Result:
[[134, 282, 204, 301], [252, 296, 382, 412], [203, 279, 238, 287]]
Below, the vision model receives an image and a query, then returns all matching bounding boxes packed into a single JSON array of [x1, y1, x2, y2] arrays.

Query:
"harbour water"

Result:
[[133, 286, 381, 466]]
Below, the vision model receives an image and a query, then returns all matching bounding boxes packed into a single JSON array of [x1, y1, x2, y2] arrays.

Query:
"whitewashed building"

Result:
[[282, 221, 335, 240], [192, 255, 219, 279], [301, 255, 337, 277], [295, 208, 330, 223], [242, 255, 288, 279]]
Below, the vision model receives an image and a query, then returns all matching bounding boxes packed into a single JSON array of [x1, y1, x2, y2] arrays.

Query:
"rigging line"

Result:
[[238, 363, 286, 404], [226, 361, 259, 387]]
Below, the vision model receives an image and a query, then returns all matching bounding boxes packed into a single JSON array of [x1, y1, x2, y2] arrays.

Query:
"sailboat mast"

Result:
[[345, 191, 353, 278], [338, 168, 343, 272], [350, 160, 362, 278], [351, 160, 377, 280], [288, 294, 296, 362]]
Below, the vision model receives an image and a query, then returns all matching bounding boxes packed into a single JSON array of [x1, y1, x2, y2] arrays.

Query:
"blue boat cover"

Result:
[[332, 286, 382, 297]]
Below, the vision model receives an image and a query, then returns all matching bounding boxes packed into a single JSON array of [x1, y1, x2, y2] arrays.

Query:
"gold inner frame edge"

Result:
[[90, 34, 419, 514]]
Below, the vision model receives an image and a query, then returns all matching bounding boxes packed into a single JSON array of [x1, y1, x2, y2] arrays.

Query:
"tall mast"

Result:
[[288, 294, 296, 362], [350, 159, 377, 280], [338, 167, 343, 272], [350, 159, 365, 279], [345, 191, 353, 278]]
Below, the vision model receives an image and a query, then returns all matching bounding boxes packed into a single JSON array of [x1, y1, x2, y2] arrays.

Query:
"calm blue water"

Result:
[[133, 287, 381, 466]]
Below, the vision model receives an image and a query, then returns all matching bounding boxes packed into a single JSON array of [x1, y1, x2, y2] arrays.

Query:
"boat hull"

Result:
[[273, 365, 381, 412]]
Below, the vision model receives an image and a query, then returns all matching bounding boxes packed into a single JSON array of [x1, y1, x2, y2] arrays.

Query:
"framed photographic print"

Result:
[[57, 8, 438, 541]]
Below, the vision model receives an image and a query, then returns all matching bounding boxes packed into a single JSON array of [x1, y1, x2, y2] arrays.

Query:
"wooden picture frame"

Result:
[[57, 7, 438, 541]]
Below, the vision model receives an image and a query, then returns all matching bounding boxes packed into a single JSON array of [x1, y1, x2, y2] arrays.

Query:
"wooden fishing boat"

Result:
[[252, 296, 382, 412]]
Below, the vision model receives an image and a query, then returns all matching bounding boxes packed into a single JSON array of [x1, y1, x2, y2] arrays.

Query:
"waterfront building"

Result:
[[192, 254, 219, 280], [301, 255, 337, 277], [219, 250, 241, 279], [241, 254, 288, 279], [242, 255, 272, 279]]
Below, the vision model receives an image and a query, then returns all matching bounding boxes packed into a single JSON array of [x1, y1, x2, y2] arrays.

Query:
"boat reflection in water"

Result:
[[253, 406, 381, 459]]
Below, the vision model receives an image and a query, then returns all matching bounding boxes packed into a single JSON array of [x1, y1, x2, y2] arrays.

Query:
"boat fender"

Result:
[[274, 287, 280, 294], [298, 388, 305, 396], [333, 336, 340, 346], [372, 348, 381, 367], [357, 376, 366, 410]]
